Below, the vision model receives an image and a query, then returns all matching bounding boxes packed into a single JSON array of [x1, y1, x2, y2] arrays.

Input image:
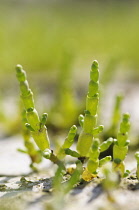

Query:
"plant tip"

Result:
[[123, 112, 130, 119], [108, 137, 113, 143], [99, 125, 104, 131], [135, 152, 139, 159], [25, 123, 35, 131], [72, 125, 77, 130], [43, 113, 48, 117], [92, 60, 99, 68], [42, 149, 52, 159], [16, 64, 23, 72]]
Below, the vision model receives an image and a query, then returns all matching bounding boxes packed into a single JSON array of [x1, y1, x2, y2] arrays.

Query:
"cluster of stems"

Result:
[[113, 113, 130, 176], [16, 65, 78, 168], [15, 61, 114, 181], [16, 61, 129, 182], [82, 138, 113, 181]]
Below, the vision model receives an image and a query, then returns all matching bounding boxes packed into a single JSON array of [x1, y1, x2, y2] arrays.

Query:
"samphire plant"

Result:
[[113, 113, 130, 177], [16, 60, 136, 183]]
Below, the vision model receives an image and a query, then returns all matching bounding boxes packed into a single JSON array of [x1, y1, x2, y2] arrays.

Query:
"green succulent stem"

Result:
[[18, 109, 42, 170], [100, 137, 113, 152], [78, 114, 84, 127], [99, 156, 112, 167], [86, 139, 111, 174], [16, 64, 50, 154], [57, 125, 77, 159], [62, 125, 77, 149], [76, 60, 100, 156], [108, 95, 123, 137], [64, 148, 80, 158], [113, 113, 130, 176], [86, 139, 100, 174]]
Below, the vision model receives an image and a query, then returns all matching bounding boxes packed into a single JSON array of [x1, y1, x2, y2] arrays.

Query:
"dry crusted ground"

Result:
[[0, 136, 139, 210]]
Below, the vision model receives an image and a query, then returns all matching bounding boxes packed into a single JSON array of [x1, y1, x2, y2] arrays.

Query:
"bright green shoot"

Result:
[[18, 109, 42, 171], [16, 65, 51, 157], [76, 60, 101, 156], [57, 125, 77, 159], [82, 138, 112, 181], [113, 113, 130, 177], [108, 95, 123, 138], [16, 64, 77, 168]]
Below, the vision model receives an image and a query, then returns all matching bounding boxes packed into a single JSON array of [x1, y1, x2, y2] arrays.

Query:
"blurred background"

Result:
[[0, 0, 139, 139]]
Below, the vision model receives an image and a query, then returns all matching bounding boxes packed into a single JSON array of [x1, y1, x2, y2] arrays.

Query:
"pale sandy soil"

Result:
[[0, 136, 139, 210]]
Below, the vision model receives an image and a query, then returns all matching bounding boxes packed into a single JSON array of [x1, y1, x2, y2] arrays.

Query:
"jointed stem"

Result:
[[113, 113, 130, 176], [76, 60, 100, 156]]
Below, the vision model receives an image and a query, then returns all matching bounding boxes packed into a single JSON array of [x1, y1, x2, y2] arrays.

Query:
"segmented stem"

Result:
[[113, 113, 130, 176], [16, 65, 50, 152], [76, 60, 100, 156]]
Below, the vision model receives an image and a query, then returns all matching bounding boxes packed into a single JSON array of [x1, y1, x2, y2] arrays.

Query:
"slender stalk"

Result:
[[113, 113, 130, 176], [76, 60, 100, 156], [21, 109, 42, 170], [82, 138, 112, 181], [16, 65, 50, 152], [108, 95, 123, 137], [57, 125, 77, 159]]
